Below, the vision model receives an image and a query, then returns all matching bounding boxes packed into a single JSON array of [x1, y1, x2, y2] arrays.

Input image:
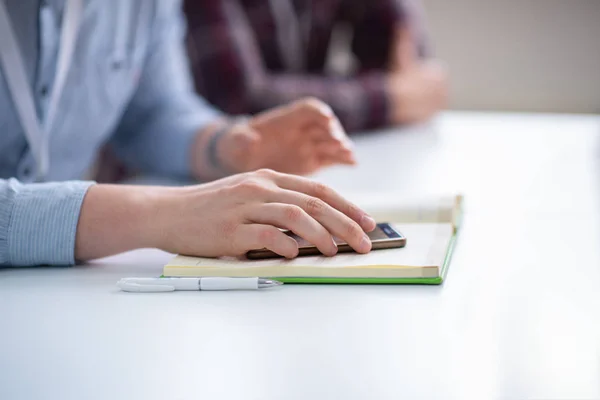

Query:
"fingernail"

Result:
[[360, 235, 372, 253], [329, 120, 353, 148], [330, 237, 338, 255], [361, 215, 376, 229], [287, 247, 300, 259]]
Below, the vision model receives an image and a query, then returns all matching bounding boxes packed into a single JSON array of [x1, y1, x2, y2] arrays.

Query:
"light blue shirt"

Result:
[[0, 0, 222, 266]]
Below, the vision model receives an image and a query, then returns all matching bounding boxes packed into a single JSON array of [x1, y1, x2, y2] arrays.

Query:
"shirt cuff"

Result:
[[357, 73, 391, 131], [0, 179, 95, 266], [118, 102, 224, 179], [151, 111, 217, 178]]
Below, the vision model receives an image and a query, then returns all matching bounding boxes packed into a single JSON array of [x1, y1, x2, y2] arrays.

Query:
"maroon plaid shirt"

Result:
[[184, 0, 429, 132]]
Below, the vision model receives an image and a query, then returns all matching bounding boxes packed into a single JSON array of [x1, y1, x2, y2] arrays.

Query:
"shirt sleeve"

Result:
[[0, 178, 94, 267], [110, 0, 223, 179], [350, 0, 431, 65], [347, 0, 431, 127], [184, 0, 390, 133]]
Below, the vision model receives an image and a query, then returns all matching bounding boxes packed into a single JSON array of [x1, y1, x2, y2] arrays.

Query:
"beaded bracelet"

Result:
[[207, 116, 249, 174]]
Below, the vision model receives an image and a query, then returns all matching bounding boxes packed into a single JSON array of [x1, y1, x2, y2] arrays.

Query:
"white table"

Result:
[[1, 112, 599, 400]]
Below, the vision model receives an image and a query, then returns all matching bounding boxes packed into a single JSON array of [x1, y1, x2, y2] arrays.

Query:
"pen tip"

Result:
[[258, 279, 283, 288]]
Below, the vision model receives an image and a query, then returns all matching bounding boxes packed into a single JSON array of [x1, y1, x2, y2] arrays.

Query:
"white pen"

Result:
[[117, 277, 283, 293]]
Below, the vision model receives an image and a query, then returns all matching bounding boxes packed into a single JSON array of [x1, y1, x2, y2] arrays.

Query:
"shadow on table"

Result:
[[1, 263, 98, 272]]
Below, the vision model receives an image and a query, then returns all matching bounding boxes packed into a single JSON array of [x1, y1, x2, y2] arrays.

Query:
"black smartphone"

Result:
[[246, 222, 406, 259]]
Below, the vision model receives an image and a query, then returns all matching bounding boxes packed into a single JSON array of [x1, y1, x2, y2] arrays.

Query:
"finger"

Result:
[[228, 125, 262, 154], [306, 122, 354, 151], [308, 155, 356, 176], [249, 203, 338, 256], [316, 141, 352, 157], [321, 147, 356, 165], [311, 132, 356, 160], [293, 131, 355, 167], [267, 188, 373, 254], [268, 173, 376, 232], [289, 97, 335, 127], [299, 152, 354, 175], [395, 25, 417, 71], [320, 151, 356, 166], [299, 153, 346, 175], [329, 118, 353, 150], [315, 158, 339, 169], [236, 224, 299, 259]]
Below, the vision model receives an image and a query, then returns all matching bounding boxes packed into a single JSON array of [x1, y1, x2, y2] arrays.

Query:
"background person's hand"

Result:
[[215, 98, 356, 176], [387, 26, 448, 125], [148, 169, 376, 258]]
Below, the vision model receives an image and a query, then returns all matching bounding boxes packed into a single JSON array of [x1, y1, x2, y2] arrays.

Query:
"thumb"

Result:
[[226, 124, 263, 171], [394, 25, 417, 71], [228, 123, 262, 159], [234, 123, 261, 145]]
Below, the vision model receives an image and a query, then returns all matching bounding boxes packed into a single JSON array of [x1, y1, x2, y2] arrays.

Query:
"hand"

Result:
[[204, 98, 356, 178], [151, 169, 376, 258], [387, 26, 448, 125], [75, 170, 376, 261]]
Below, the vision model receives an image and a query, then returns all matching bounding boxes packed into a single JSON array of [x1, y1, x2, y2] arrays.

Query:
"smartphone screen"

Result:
[[247, 223, 406, 259]]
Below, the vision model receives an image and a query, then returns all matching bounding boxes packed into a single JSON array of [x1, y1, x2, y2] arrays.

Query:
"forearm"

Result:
[[74, 184, 169, 261], [186, 0, 388, 132], [244, 73, 390, 132]]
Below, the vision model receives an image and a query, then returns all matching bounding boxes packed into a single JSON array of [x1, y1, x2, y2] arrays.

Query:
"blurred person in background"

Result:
[[0, 0, 376, 268], [184, 0, 448, 133]]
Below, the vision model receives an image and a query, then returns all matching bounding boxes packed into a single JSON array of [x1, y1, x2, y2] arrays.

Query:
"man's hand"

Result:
[[387, 26, 448, 125], [192, 98, 356, 181], [75, 169, 376, 261]]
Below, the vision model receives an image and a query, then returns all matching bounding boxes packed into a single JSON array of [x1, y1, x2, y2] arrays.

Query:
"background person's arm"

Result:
[[184, 0, 413, 132], [349, 0, 431, 71], [349, 0, 447, 125]]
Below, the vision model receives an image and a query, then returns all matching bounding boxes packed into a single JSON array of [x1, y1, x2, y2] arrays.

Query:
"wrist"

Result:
[[385, 74, 403, 124], [75, 185, 166, 260], [132, 186, 169, 249], [191, 120, 228, 181], [207, 118, 247, 175], [191, 117, 249, 181]]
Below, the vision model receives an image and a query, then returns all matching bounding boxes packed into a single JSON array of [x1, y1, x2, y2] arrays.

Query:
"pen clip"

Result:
[[117, 281, 175, 293]]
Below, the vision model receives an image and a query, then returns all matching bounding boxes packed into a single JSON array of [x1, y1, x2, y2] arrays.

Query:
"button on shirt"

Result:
[[0, 0, 222, 266]]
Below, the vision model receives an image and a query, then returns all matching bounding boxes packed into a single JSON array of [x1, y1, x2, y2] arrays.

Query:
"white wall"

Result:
[[422, 0, 600, 113]]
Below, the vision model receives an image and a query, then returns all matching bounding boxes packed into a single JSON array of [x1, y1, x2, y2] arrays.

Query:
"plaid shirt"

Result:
[[184, 0, 428, 132]]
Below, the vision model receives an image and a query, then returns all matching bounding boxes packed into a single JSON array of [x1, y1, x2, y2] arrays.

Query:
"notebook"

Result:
[[163, 194, 463, 284]]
